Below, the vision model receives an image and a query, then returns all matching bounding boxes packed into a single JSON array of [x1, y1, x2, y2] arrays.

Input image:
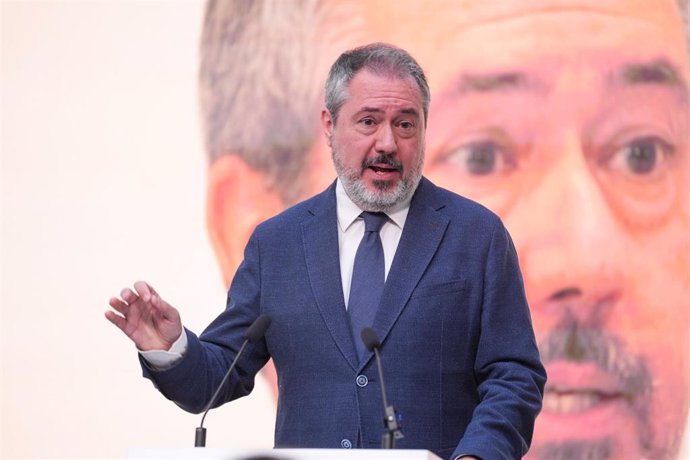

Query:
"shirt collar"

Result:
[[335, 179, 411, 232]]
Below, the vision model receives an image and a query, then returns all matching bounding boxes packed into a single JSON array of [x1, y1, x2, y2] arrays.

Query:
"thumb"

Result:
[[151, 292, 174, 317]]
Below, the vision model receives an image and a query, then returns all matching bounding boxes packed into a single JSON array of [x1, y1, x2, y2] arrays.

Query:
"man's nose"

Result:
[[508, 135, 626, 326], [374, 123, 398, 154]]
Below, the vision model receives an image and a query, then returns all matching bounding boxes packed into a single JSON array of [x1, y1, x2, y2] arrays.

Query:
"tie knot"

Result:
[[361, 212, 388, 232]]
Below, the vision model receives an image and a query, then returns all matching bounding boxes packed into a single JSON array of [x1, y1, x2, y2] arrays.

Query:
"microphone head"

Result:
[[360, 327, 381, 351], [244, 314, 272, 342]]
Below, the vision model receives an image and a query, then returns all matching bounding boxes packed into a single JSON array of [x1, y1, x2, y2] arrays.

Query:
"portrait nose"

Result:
[[509, 134, 626, 327], [374, 123, 398, 155]]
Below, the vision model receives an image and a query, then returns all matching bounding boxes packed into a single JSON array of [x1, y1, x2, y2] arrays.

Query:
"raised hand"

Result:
[[105, 281, 182, 351]]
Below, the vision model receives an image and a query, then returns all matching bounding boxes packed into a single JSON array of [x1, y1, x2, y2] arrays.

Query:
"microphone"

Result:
[[360, 327, 404, 449], [194, 314, 272, 447]]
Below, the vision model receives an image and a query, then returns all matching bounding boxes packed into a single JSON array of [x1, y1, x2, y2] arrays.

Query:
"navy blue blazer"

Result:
[[143, 177, 546, 460]]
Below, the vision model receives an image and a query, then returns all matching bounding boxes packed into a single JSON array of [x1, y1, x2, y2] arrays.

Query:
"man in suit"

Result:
[[107, 43, 546, 459]]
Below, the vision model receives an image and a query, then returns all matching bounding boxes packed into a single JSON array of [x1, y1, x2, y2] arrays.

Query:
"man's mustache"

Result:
[[362, 154, 403, 171]]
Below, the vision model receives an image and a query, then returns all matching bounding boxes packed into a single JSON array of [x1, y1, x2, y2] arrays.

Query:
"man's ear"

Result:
[[321, 109, 334, 147], [207, 155, 283, 287]]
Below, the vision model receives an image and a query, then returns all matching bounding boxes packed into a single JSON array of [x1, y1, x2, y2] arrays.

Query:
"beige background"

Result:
[[1, 1, 688, 459], [1, 1, 275, 458]]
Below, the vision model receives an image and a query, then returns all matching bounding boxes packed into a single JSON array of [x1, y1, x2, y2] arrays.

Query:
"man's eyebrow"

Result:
[[400, 107, 421, 117], [358, 107, 421, 117], [458, 71, 529, 93]]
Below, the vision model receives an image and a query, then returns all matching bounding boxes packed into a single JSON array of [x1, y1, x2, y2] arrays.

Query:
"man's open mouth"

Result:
[[370, 165, 399, 174]]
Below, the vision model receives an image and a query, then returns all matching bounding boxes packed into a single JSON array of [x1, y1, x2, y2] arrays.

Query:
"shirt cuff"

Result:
[[138, 329, 187, 370]]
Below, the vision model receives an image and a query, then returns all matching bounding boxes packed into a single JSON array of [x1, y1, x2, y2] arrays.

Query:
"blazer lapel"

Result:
[[366, 178, 450, 367], [302, 183, 359, 371]]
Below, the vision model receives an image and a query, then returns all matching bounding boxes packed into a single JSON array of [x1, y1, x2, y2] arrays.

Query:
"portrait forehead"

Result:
[[355, 0, 689, 90]]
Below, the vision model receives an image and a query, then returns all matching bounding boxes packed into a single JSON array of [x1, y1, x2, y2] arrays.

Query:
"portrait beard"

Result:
[[535, 321, 680, 460], [331, 146, 425, 212]]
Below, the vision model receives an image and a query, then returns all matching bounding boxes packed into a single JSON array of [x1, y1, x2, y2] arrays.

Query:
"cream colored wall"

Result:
[[1, 2, 274, 458], [1, 1, 689, 459]]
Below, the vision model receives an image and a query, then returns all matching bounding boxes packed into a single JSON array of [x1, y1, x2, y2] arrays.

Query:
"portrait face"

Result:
[[410, 1, 689, 458], [321, 69, 426, 211], [207, 0, 690, 458]]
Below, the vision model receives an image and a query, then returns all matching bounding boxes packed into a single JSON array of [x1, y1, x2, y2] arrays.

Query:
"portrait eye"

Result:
[[605, 136, 674, 177], [444, 140, 513, 176]]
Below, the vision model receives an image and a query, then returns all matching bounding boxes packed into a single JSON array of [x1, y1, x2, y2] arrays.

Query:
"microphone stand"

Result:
[[195, 338, 250, 447], [194, 314, 271, 447], [371, 344, 404, 448]]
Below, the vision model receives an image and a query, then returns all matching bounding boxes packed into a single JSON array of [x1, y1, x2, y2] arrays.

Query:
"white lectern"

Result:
[[129, 447, 441, 460]]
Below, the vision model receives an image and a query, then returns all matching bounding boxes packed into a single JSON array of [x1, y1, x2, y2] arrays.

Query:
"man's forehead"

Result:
[[346, 70, 424, 110]]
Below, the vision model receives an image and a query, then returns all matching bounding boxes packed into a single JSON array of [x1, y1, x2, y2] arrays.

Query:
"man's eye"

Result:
[[606, 136, 674, 176], [359, 118, 376, 127], [445, 141, 512, 176]]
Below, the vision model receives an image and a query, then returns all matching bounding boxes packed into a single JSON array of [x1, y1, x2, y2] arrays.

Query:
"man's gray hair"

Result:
[[324, 43, 431, 126]]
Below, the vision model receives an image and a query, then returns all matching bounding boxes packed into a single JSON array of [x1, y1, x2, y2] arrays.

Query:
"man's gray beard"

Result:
[[331, 147, 424, 212]]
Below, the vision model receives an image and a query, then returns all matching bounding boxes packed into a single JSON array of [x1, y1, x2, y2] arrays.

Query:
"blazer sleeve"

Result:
[[139, 230, 270, 414], [453, 218, 547, 459]]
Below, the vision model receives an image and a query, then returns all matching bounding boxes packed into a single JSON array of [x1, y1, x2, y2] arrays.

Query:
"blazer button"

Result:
[[340, 439, 352, 449], [356, 375, 368, 387]]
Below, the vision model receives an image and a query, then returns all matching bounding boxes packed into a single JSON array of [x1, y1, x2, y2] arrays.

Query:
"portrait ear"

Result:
[[321, 109, 334, 147], [206, 155, 283, 287]]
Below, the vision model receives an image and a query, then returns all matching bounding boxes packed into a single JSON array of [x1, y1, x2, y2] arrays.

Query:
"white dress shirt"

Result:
[[335, 179, 410, 308]]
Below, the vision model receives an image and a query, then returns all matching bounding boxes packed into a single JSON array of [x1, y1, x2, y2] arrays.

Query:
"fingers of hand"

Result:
[[111, 281, 176, 326], [120, 287, 139, 305], [107, 294, 142, 331], [133, 280, 154, 303], [104, 309, 126, 331], [136, 284, 173, 317], [118, 283, 157, 310], [108, 297, 129, 314]]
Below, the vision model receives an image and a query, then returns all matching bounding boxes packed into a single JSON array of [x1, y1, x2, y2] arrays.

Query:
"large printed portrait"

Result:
[[200, 0, 690, 459]]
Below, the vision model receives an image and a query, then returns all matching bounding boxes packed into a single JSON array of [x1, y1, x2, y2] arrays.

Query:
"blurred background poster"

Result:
[[2, 1, 689, 459]]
